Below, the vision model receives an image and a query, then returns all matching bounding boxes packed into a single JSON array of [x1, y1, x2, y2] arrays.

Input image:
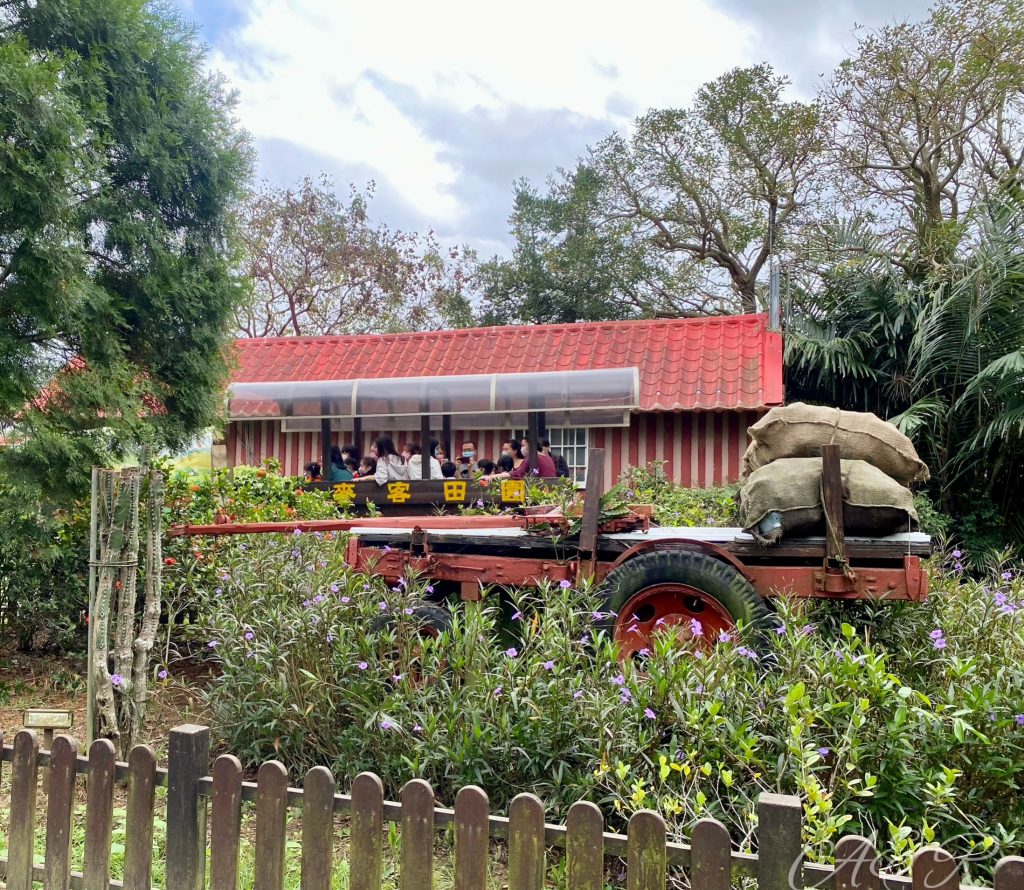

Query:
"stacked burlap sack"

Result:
[[736, 403, 929, 543]]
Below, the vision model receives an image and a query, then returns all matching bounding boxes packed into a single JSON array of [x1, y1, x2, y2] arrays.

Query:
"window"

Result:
[[547, 428, 588, 484]]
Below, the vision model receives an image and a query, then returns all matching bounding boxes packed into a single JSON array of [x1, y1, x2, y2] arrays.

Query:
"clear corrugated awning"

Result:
[[229, 368, 639, 420]]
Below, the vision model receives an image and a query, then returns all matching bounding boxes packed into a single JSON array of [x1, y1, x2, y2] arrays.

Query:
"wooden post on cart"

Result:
[[821, 444, 845, 566]]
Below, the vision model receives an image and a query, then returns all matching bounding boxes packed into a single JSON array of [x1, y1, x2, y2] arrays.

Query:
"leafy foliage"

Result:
[[0, 0, 252, 499], [235, 176, 476, 337], [196, 532, 1024, 879]]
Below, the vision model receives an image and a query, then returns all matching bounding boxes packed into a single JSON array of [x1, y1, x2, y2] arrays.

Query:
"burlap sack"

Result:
[[737, 457, 919, 542], [742, 403, 929, 485]]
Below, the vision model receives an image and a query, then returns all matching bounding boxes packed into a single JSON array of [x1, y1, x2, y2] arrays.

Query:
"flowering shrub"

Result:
[[192, 531, 1024, 880]]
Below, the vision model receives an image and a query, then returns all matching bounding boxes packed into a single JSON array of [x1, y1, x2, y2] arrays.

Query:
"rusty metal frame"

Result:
[[745, 556, 928, 602], [604, 537, 754, 582]]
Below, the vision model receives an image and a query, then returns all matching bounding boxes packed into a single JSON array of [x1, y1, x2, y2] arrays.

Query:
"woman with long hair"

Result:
[[356, 436, 409, 485]]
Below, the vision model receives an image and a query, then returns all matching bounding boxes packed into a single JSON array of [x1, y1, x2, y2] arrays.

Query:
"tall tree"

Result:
[[591, 64, 829, 313], [826, 0, 1024, 270], [235, 176, 476, 337], [477, 166, 693, 325], [0, 0, 252, 497]]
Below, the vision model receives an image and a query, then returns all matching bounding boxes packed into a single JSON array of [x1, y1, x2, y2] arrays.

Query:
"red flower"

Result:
[[163, 557, 177, 566]]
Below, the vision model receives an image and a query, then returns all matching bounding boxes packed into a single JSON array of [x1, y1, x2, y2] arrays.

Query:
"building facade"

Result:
[[223, 314, 784, 487]]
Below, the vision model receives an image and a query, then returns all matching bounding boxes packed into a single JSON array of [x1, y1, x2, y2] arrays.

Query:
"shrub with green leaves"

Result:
[[195, 531, 1024, 880]]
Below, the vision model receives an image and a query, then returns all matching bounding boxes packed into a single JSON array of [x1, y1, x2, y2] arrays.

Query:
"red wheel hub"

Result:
[[613, 583, 735, 662]]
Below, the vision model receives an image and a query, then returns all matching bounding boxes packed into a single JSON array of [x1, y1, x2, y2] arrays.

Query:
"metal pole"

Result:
[[86, 466, 99, 747], [768, 261, 782, 331]]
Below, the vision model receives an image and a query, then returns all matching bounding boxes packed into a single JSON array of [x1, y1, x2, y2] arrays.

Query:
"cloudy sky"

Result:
[[175, 0, 932, 257]]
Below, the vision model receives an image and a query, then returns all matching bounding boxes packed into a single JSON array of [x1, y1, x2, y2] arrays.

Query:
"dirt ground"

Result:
[[0, 648, 213, 755]]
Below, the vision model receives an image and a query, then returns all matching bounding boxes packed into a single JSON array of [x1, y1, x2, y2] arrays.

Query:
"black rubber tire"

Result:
[[599, 549, 775, 642], [369, 600, 452, 636]]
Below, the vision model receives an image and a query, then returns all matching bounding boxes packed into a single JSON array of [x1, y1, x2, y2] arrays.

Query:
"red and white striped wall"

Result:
[[224, 410, 762, 488]]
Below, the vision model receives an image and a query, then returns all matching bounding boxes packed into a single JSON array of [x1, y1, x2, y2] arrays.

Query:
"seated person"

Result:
[[303, 461, 323, 483], [501, 439, 525, 470], [407, 443, 442, 479], [329, 445, 353, 482], [541, 439, 571, 478], [440, 460, 457, 478], [457, 441, 478, 478], [355, 437, 408, 484], [482, 438, 555, 482], [353, 456, 376, 479], [476, 458, 496, 476], [494, 454, 514, 475], [341, 443, 360, 463], [344, 457, 359, 476]]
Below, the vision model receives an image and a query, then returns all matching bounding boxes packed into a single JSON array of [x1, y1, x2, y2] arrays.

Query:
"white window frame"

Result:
[[545, 427, 589, 485]]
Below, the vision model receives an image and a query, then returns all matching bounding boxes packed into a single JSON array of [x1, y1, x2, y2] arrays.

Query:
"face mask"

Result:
[[462, 450, 475, 458]]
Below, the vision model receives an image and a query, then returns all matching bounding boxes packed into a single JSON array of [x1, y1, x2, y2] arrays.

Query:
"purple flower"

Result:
[[775, 625, 786, 636], [379, 601, 388, 611], [244, 631, 254, 641], [628, 623, 640, 635], [643, 707, 656, 720], [531, 468, 540, 476], [933, 637, 947, 649], [220, 573, 230, 581], [929, 628, 944, 640], [291, 549, 302, 559], [954, 562, 963, 572], [800, 624, 815, 636], [494, 685, 503, 697], [689, 618, 703, 637], [1015, 715, 1024, 726], [612, 673, 626, 686], [382, 546, 392, 554], [559, 579, 572, 589], [542, 661, 555, 671], [207, 640, 219, 648], [357, 661, 368, 670], [638, 647, 650, 657], [326, 633, 335, 644], [303, 599, 312, 608], [330, 583, 339, 593], [817, 747, 830, 756], [413, 724, 423, 732], [505, 647, 518, 658], [111, 673, 125, 687], [718, 631, 732, 643], [392, 674, 403, 682], [952, 549, 962, 559], [292, 527, 303, 536], [573, 690, 584, 699], [736, 646, 758, 661], [381, 720, 395, 730], [475, 499, 485, 508], [313, 594, 325, 604], [403, 607, 414, 616], [995, 592, 1008, 606], [310, 615, 319, 626], [620, 688, 633, 703], [215, 588, 223, 595], [655, 617, 666, 627], [341, 596, 351, 604], [426, 585, 435, 594], [1003, 571, 1014, 581], [512, 610, 523, 621], [397, 577, 408, 588], [591, 611, 604, 621], [158, 669, 169, 680]]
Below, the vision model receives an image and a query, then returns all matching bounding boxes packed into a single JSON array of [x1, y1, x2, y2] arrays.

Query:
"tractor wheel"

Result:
[[598, 549, 774, 663], [369, 600, 451, 685]]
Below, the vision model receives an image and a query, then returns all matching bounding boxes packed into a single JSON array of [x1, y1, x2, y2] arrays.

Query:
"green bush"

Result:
[[611, 462, 739, 526], [0, 482, 89, 651], [196, 531, 1024, 880]]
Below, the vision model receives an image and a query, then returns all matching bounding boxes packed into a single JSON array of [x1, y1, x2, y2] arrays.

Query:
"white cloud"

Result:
[[209, 0, 757, 241]]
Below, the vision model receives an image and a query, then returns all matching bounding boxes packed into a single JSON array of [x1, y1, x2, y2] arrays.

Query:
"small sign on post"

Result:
[[23, 708, 74, 750]]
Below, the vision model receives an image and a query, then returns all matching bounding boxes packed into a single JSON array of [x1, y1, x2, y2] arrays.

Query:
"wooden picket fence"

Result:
[[1, 725, 1023, 890]]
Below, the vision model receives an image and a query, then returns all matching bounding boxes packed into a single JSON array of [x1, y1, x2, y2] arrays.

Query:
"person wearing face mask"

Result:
[[481, 437, 556, 482], [458, 441, 478, 478]]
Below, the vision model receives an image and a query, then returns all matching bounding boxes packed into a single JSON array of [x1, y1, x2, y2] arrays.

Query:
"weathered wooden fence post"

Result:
[[166, 724, 210, 890], [758, 793, 804, 890]]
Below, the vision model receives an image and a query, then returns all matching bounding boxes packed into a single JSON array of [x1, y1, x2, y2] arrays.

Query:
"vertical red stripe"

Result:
[[696, 414, 707, 487], [628, 416, 639, 469], [712, 413, 724, 486], [680, 415, 692, 487], [611, 426, 623, 484], [728, 413, 741, 482], [664, 416, 675, 483], [646, 414, 657, 468]]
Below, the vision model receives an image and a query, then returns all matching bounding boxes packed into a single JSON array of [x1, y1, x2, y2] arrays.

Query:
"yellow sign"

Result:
[[387, 481, 412, 503], [500, 479, 526, 503], [443, 480, 467, 502], [332, 483, 355, 504]]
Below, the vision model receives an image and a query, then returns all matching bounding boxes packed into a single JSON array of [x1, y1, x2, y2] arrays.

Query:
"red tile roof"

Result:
[[231, 314, 783, 414]]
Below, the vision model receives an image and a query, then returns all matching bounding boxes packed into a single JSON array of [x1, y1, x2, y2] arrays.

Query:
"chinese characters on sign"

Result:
[[443, 480, 467, 502], [500, 479, 526, 503], [387, 481, 412, 503]]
